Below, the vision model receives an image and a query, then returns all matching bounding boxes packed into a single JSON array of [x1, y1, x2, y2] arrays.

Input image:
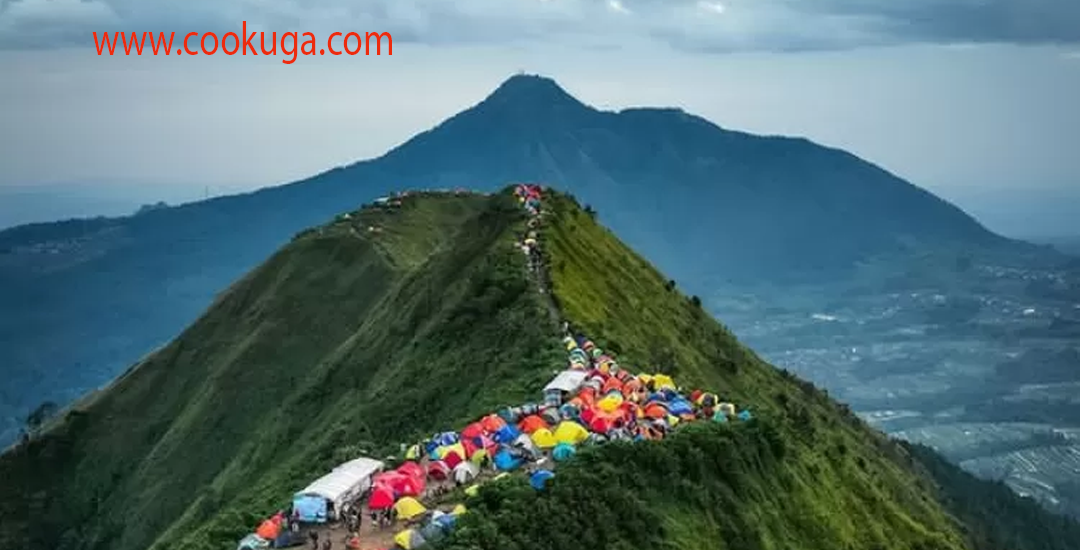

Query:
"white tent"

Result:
[[295, 457, 384, 519], [543, 370, 588, 394]]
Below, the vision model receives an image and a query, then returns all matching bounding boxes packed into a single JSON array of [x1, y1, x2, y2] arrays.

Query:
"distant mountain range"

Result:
[[0, 74, 1061, 446]]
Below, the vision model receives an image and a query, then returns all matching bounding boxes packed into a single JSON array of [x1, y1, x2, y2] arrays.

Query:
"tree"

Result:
[[690, 295, 702, 308], [583, 204, 597, 219], [26, 401, 59, 434]]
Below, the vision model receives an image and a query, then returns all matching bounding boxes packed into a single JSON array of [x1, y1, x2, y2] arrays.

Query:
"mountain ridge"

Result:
[[5, 186, 1079, 550]]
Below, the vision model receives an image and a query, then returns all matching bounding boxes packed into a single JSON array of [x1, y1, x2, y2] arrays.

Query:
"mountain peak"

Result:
[[480, 73, 588, 112]]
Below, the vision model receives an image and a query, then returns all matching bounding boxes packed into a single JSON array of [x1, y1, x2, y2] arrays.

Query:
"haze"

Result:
[[0, 0, 1078, 236]]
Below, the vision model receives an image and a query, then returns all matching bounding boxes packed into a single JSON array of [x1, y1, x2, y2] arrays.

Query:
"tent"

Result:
[[513, 434, 541, 459], [452, 461, 480, 484], [518, 415, 549, 434], [394, 529, 427, 550], [255, 519, 280, 541], [294, 457, 383, 522], [368, 485, 395, 510], [531, 428, 557, 449], [493, 449, 523, 471], [398, 461, 425, 480], [530, 470, 555, 490], [494, 424, 521, 444], [553, 421, 589, 445], [291, 494, 328, 523], [428, 461, 450, 481], [394, 497, 428, 521], [552, 443, 576, 462], [451, 504, 468, 516], [420, 522, 446, 543]]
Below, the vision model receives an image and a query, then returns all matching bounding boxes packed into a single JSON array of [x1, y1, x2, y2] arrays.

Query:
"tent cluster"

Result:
[[237, 184, 755, 550]]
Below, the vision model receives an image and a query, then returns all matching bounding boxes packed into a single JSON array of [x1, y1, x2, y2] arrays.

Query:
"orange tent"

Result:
[[481, 414, 506, 433], [256, 519, 281, 540], [644, 403, 668, 420], [518, 415, 549, 434]]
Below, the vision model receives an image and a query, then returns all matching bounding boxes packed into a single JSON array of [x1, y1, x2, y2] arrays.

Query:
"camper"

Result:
[[292, 457, 384, 523]]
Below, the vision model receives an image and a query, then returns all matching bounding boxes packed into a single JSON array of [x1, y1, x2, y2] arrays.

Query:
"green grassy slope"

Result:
[[0, 191, 563, 550], [445, 192, 970, 550]]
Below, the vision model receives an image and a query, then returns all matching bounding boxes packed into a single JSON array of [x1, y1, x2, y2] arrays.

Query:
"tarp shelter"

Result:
[[544, 370, 588, 394], [294, 457, 383, 522], [291, 494, 328, 523], [394, 497, 428, 520], [237, 534, 268, 550]]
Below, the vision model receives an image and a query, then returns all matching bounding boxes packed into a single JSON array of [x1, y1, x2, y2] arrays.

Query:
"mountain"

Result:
[[5, 188, 1080, 550], [0, 74, 1040, 449]]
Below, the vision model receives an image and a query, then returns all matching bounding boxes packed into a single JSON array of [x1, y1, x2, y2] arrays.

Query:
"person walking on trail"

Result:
[[322, 538, 332, 550], [309, 530, 319, 550]]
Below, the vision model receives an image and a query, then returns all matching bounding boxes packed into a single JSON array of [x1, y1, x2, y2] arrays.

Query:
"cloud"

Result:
[[0, 0, 1077, 51]]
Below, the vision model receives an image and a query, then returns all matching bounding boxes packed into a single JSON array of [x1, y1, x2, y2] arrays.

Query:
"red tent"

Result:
[[461, 422, 485, 440], [397, 461, 424, 480], [443, 449, 464, 469], [428, 460, 450, 481], [368, 485, 395, 510]]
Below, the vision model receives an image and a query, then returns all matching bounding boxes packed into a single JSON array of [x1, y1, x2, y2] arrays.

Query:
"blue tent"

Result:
[[291, 494, 328, 523], [530, 470, 555, 490], [552, 443, 576, 462], [494, 424, 521, 444], [493, 449, 523, 471], [434, 513, 457, 531], [738, 410, 753, 421], [668, 399, 694, 416], [433, 432, 458, 446]]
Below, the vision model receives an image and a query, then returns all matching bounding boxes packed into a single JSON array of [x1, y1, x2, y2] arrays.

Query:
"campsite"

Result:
[[233, 185, 753, 550]]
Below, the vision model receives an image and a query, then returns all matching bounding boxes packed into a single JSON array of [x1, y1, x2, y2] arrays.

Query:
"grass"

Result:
[[434, 190, 971, 550]]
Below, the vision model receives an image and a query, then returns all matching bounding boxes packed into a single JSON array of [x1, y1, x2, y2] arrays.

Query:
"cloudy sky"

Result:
[[0, 0, 1078, 235]]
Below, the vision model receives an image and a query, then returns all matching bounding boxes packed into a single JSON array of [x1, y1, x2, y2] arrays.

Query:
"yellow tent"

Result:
[[553, 421, 589, 445], [437, 442, 466, 461], [493, 472, 510, 481], [597, 394, 623, 413], [531, 428, 557, 449], [465, 484, 480, 497], [394, 529, 426, 550], [394, 497, 428, 520], [667, 414, 681, 427], [653, 374, 676, 390], [451, 504, 468, 516], [405, 444, 421, 460], [469, 448, 490, 466]]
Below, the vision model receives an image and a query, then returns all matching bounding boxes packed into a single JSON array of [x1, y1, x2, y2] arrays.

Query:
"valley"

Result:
[[714, 256, 1080, 516]]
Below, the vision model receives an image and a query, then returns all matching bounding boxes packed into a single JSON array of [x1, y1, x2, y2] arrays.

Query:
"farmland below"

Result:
[[712, 253, 1080, 517]]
